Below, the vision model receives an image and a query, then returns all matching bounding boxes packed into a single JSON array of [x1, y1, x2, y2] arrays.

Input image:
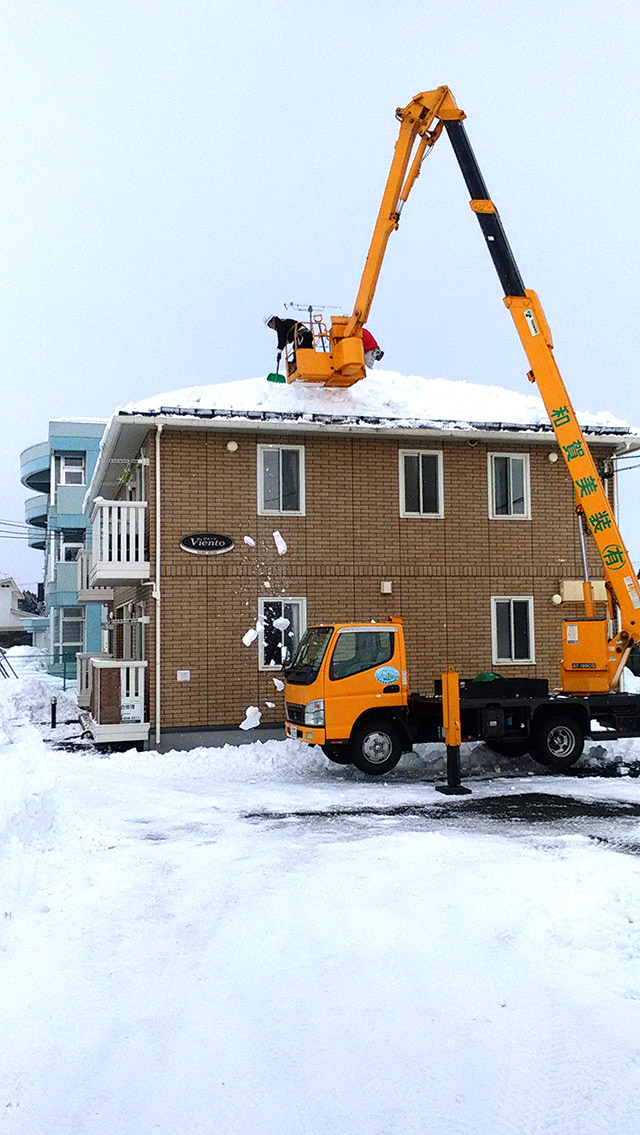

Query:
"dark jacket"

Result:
[[271, 317, 313, 352]]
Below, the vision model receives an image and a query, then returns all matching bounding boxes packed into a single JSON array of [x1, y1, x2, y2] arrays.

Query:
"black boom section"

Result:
[[444, 119, 526, 299]]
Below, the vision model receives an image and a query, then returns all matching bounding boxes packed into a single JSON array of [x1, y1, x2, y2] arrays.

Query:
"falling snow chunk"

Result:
[[239, 705, 261, 730], [272, 678, 284, 691], [265, 701, 276, 709], [273, 616, 290, 632], [242, 627, 258, 646], [243, 535, 256, 547], [273, 531, 287, 555]]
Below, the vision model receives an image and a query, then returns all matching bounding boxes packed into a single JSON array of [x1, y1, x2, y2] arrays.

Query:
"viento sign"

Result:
[[180, 533, 234, 555]]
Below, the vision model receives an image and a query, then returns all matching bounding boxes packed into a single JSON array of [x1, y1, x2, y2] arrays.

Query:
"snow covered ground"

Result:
[[2, 673, 640, 1134]]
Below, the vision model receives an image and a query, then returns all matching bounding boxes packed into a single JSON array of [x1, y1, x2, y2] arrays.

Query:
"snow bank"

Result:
[[123, 369, 634, 432], [0, 730, 58, 916], [0, 676, 77, 742]]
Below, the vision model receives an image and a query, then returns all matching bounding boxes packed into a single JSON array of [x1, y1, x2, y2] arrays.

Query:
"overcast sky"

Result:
[[2, 0, 639, 587]]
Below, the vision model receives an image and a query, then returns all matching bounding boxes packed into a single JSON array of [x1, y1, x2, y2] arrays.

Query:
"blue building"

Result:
[[20, 420, 109, 675]]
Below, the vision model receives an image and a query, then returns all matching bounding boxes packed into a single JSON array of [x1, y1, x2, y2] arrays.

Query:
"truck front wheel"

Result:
[[533, 714, 584, 772], [351, 718, 403, 776]]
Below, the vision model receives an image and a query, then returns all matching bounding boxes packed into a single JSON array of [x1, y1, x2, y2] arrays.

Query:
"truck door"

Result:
[[324, 626, 405, 741]]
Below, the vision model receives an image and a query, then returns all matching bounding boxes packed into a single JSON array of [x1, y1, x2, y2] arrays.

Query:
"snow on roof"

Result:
[[121, 370, 633, 434]]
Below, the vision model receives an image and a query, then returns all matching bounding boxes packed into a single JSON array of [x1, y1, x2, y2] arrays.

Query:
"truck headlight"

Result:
[[304, 699, 325, 727]]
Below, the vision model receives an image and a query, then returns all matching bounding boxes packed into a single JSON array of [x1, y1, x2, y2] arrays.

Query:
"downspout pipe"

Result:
[[154, 423, 163, 748]]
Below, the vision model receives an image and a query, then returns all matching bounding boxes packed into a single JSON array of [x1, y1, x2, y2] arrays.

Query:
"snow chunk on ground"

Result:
[[123, 369, 635, 432], [239, 706, 262, 730]]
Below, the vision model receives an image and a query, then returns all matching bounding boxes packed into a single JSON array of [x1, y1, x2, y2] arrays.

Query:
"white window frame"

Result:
[[490, 595, 535, 665], [398, 449, 444, 518], [488, 452, 531, 520], [59, 537, 85, 563], [53, 604, 86, 661], [257, 444, 306, 516], [55, 453, 86, 487], [257, 596, 307, 671]]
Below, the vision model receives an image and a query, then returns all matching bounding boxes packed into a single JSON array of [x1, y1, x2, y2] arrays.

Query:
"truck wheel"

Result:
[[351, 718, 403, 776], [533, 714, 584, 772], [321, 744, 352, 765]]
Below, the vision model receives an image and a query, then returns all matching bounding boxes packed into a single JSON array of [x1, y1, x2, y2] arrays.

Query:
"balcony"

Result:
[[90, 499, 150, 587], [77, 550, 114, 602], [20, 441, 50, 492], [86, 658, 149, 743], [24, 493, 48, 528]]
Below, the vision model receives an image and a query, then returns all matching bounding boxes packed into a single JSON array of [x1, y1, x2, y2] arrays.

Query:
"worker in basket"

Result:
[[363, 327, 384, 367], [264, 314, 313, 372]]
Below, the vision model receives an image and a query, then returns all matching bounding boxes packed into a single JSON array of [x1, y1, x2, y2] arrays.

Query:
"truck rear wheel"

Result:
[[533, 713, 584, 772], [351, 718, 403, 776]]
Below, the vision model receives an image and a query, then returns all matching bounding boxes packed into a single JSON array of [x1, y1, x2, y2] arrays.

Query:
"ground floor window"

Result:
[[491, 596, 535, 664], [52, 605, 85, 663], [258, 597, 307, 669]]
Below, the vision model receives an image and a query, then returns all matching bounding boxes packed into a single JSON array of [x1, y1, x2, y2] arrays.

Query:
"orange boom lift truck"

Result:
[[283, 87, 640, 783]]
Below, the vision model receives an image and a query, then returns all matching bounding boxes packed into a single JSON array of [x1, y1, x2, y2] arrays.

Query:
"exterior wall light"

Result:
[[548, 451, 559, 463], [551, 593, 563, 605], [226, 440, 238, 453]]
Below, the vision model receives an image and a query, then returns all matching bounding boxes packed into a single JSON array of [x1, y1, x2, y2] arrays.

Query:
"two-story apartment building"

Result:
[[20, 419, 110, 676], [79, 372, 640, 749]]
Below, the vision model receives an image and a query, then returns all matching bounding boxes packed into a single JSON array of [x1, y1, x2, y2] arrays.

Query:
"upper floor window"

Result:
[[488, 453, 530, 519], [55, 454, 86, 487], [491, 596, 535, 664], [258, 445, 305, 515], [399, 450, 443, 517]]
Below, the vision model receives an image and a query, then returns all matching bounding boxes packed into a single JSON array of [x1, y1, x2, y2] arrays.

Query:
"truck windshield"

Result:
[[285, 626, 333, 685]]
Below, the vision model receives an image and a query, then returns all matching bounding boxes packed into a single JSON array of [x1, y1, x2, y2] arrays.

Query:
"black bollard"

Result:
[[50, 696, 57, 730]]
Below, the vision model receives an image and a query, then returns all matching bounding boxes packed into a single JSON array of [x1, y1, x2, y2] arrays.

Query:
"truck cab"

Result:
[[284, 618, 410, 773]]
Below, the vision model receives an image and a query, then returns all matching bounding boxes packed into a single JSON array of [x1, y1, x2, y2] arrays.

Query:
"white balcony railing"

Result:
[[77, 550, 114, 601], [76, 651, 111, 707], [89, 498, 150, 587], [87, 658, 149, 743]]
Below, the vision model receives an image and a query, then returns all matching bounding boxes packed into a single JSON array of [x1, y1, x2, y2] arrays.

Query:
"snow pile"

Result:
[[0, 730, 57, 845], [0, 676, 77, 743], [4, 645, 50, 676], [0, 730, 58, 916], [123, 369, 634, 431]]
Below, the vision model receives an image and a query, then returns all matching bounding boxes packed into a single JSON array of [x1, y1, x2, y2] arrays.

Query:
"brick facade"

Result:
[[110, 423, 615, 732]]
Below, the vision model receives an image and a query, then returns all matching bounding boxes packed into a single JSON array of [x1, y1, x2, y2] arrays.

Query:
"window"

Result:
[[258, 597, 307, 669], [488, 453, 530, 519], [58, 530, 85, 563], [491, 596, 535, 664], [258, 445, 305, 515], [399, 450, 443, 517], [53, 605, 85, 663], [55, 454, 86, 487], [329, 628, 395, 680]]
